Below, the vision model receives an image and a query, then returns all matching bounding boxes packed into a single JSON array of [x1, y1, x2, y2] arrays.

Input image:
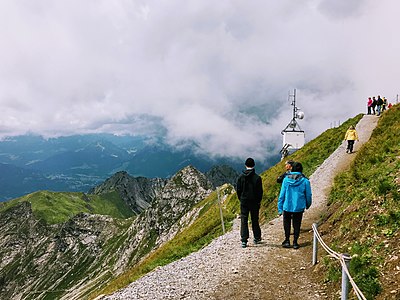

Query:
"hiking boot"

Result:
[[293, 242, 300, 249], [241, 242, 247, 248], [281, 240, 291, 248], [253, 238, 262, 244]]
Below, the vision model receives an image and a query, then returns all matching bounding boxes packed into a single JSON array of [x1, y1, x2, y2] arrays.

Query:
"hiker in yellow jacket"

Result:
[[344, 125, 359, 153]]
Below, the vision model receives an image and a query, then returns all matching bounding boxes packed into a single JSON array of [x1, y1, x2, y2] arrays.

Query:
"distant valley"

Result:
[[0, 134, 276, 201]]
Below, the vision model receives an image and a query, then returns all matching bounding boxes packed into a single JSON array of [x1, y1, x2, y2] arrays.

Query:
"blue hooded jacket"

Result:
[[278, 172, 312, 214]]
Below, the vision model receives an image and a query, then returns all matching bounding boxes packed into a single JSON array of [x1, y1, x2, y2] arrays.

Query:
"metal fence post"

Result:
[[312, 223, 318, 265], [341, 253, 352, 300]]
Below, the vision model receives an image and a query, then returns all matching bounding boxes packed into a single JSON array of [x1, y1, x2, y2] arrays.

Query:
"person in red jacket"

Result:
[[367, 97, 373, 115]]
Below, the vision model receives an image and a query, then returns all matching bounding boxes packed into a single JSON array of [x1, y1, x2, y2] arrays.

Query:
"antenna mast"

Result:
[[282, 89, 303, 132], [280, 89, 305, 159], [291, 89, 297, 120]]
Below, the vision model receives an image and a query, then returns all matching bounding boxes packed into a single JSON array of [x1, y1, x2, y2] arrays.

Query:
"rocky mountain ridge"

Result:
[[89, 171, 168, 214], [0, 165, 215, 300], [88, 165, 239, 215]]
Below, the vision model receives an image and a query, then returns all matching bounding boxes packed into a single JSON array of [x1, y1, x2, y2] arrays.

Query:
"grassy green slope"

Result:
[[317, 105, 400, 300], [90, 114, 364, 298], [0, 190, 134, 224]]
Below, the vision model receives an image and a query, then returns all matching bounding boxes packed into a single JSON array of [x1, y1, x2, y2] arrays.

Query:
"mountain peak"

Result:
[[169, 165, 213, 193], [90, 171, 167, 215]]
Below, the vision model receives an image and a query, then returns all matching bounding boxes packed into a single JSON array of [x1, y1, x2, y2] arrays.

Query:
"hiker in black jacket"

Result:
[[371, 96, 377, 114], [277, 160, 294, 184], [376, 95, 384, 116], [236, 158, 263, 248]]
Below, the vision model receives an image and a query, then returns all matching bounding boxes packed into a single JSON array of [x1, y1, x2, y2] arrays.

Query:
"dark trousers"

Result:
[[240, 204, 261, 242], [367, 106, 371, 114], [347, 140, 355, 153], [283, 211, 303, 243]]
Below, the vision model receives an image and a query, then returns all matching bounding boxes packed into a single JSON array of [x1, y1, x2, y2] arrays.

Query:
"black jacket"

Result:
[[277, 171, 290, 184], [236, 168, 263, 207]]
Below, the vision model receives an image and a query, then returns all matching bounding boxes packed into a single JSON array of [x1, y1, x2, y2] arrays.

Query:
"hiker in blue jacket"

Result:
[[277, 162, 312, 249]]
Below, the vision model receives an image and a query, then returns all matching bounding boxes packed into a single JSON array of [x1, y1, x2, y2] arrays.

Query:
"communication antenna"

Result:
[[280, 89, 305, 159], [282, 89, 304, 132]]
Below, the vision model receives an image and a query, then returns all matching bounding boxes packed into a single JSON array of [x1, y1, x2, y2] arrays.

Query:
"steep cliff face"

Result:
[[102, 165, 214, 276], [139, 165, 214, 247], [89, 171, 168, 214], [0, 165, 214, 300]]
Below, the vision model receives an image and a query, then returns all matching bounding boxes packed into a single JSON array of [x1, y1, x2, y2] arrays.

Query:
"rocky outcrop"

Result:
[[0, 165, 214, 300], [89, 171, 168, 214], [140, 165, 213, 247], [89, 165, 238, 216], [205, 165, 240, 188], [111, 165, 214, 270]]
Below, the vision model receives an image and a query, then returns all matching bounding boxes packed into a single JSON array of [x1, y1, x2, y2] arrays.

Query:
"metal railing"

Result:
[[312, 223, 367, 300]]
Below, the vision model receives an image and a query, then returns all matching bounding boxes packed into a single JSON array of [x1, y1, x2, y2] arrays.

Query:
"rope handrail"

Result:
[[312, 223, 341, 259], [312, 223, 367, 300], [338, 255, 367, 300]]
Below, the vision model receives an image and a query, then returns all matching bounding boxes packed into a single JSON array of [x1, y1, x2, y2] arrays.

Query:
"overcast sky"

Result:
[[0, 0, 399, 160]]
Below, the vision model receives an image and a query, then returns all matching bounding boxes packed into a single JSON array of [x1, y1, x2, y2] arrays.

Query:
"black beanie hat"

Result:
[[245, 157, 255, 168], [291, 162, 303, 173]]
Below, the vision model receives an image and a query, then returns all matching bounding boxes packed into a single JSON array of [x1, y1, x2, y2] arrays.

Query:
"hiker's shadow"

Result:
[[254, 228, 314, 248], [257, 241, 312, 249], [260, 240, 312, 248], [259, 242, 281, 248]]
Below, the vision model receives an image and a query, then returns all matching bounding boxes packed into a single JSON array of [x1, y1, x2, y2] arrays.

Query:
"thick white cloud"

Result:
[[0, 0, 399, 159]]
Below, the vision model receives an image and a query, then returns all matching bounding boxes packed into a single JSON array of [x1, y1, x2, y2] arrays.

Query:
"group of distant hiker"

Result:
[[349, 95, 393, 154], [367, 95, 392, 116], [235, 158, 312, 249]]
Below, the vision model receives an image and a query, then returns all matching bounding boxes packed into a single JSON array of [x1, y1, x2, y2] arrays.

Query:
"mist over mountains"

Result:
[[0, 134, 276, 201]]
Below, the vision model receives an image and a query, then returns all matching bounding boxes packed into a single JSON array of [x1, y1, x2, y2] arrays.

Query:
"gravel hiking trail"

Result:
[[101, 114, 378, 300]]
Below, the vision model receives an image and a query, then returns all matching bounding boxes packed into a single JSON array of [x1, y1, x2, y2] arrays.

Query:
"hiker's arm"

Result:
[[305, 180, 312, 209]]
